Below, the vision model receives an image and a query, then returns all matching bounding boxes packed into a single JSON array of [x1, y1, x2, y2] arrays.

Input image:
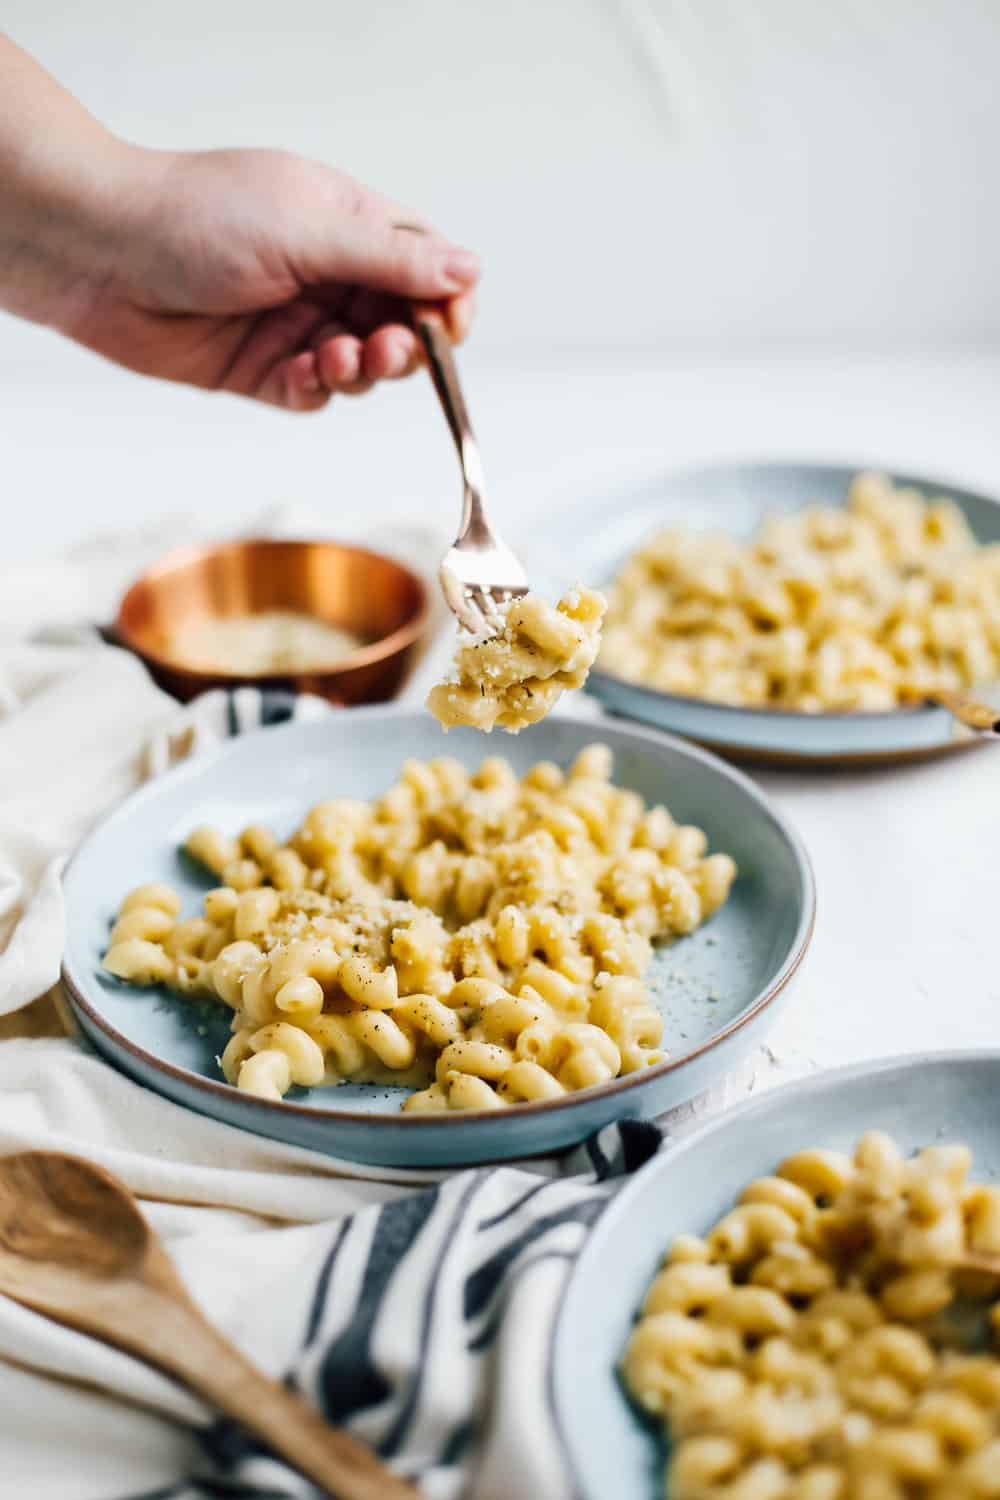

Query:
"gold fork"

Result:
[[411, 302, 528, 636]]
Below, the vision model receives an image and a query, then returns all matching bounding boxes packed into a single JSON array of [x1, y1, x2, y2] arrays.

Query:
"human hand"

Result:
[[0, 37, 479, 408], [59, 147, 479, 410]]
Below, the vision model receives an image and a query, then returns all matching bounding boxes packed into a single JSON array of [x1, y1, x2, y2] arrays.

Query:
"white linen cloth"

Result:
[[4, 507, 999, 1497], [0, 1029, 658, 1499]]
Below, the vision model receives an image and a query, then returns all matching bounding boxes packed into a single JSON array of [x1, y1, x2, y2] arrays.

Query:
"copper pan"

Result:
[[112, 538, 429, 705]]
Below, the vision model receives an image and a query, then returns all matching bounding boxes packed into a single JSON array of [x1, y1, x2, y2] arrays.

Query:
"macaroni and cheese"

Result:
[[103, 745, 735, 1110], [601, 473, 1000, 712], [427, 587, 606, 732], [624, 1131, 1000, 1499]]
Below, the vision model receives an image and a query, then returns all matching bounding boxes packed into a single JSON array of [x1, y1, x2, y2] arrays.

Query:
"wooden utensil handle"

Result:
[[123, 1295, 420, 1500], [931, 689, 1000, 737]]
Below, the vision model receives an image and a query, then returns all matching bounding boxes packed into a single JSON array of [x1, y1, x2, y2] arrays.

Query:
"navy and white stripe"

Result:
[[221, 687, 330, 736], [124, 1123, 659, 1500]]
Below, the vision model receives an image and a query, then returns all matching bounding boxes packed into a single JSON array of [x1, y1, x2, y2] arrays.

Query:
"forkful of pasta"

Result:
[[413, 303, 607, 732]]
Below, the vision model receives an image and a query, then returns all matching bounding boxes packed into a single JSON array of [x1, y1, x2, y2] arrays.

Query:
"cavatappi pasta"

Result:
[[427, 586, 606, 732], [103, 746, 736, 1110], [600, 473, 1000, 712], [623, 1131, 1000, 1500]]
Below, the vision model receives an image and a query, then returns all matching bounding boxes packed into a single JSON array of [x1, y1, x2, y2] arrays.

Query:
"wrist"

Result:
[[0, 127, 163, 334]]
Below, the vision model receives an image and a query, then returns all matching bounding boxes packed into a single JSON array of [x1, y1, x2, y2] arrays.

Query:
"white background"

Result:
[[7, 0, 1000, 354], [3, 1, 1000, 560]]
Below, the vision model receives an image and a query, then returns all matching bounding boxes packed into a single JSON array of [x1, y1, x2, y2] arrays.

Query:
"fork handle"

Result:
[[412, 305, 488, 539], [412, 304, 473, 457]]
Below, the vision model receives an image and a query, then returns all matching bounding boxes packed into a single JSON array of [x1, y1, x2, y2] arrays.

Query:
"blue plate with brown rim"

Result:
[[61, 706, 814, 1168], [527, 461, 1000, 765]]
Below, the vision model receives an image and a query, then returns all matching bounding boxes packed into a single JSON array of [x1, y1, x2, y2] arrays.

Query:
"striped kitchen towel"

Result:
[[121, 1120, 660, 1500]]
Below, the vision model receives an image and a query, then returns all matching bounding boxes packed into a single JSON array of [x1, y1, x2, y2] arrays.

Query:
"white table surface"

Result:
[[7, 345, 1000, 1094]]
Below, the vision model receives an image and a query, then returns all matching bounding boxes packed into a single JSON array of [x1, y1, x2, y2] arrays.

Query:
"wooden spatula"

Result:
[[0, 1150, 420, 1499]]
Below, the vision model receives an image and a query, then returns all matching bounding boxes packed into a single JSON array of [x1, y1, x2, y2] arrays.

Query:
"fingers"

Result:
[[350, 224, 479, 301], [443, 289, 477, 345], [281, 350, 331, 411], [250, 317, 404, 409], [259, 344, 373, 408], [306, 296, 473, 400], [216, 282, 475, 413], [219, 301, 331, 410], [309, 311, 416, 392], [315, 326, 410, 392], [309, 323, 374, 396], [361, 324, 419, 382], [307, 173, 481, 302], [342, 287, 475, 348], [312, 324, 362, 386]]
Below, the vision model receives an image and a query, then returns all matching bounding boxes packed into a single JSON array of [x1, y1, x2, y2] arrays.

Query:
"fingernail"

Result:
[[441, 249, 481, 287]]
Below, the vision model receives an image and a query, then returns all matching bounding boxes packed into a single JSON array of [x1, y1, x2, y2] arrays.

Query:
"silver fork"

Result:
[[413, 305, 528, 635]]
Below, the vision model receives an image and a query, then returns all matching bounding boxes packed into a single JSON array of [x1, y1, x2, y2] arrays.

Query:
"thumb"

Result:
[[305, 174, 480, 299]]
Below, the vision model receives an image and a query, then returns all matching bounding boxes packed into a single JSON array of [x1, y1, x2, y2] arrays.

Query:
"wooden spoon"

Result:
[[0, 1151, 419, 1499]]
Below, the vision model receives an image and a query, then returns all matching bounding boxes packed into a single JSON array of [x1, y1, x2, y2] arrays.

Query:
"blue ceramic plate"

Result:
[[61, 707, 813, 1168], [528, 461, 1000, 764], [552, 1050, 1000, 1500]]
